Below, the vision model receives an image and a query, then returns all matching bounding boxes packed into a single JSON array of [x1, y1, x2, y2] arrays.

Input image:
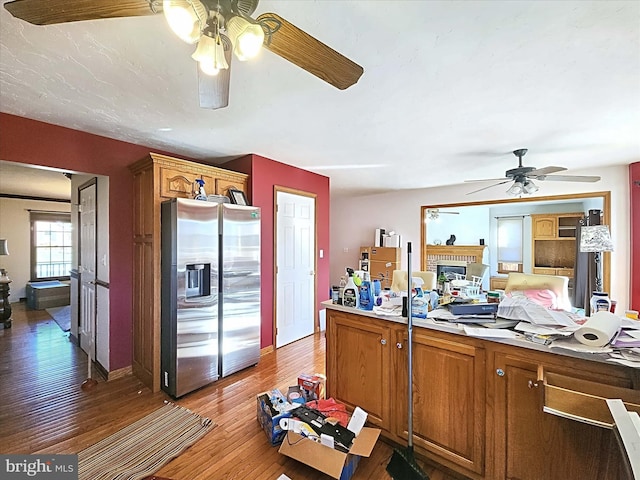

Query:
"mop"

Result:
[[386, 242, 429, 480]]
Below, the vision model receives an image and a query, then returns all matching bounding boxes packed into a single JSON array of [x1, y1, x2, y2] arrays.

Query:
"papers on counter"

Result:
[[463, 326, 518, 338], [497, 297, 584, 326]]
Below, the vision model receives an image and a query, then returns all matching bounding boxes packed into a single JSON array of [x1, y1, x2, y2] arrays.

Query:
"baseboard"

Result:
[[260, 345, 274, 356], [106, 365, 133, 381]]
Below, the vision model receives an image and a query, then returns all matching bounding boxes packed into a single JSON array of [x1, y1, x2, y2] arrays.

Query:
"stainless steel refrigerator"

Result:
[[161, 198, 261, 398]]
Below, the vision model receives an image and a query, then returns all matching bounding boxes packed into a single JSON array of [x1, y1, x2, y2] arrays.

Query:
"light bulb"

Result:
[[227, 16, 264, 60], [507, 181, 524, 196], [193, 33, 229, 76], [163, 0, 206, 44]]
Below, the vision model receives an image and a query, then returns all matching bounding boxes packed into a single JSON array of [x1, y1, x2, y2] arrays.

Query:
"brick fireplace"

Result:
[[425, 245, 488, 273]]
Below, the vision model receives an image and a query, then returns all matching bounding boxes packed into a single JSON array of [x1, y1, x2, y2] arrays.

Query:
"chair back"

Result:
[[504, 272, 571, 311], [391, 270, 437, 292]]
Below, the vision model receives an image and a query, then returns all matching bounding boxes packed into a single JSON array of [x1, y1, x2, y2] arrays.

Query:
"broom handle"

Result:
[[406, 242, 414, 449]]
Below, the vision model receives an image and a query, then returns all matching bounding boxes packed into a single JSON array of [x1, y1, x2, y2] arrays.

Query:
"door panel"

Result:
[[276, 191, 316, 348], [79, 183, 97, 358]]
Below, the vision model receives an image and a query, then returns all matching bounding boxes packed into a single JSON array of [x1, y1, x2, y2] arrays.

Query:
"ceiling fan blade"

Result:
[[466, 180, 512, 195], [4, 0, 157, 25], [256, 12, 363, 90], [537, 174, 601, 183], [464, 177, 509, 183], [527, 166, 567, 177]]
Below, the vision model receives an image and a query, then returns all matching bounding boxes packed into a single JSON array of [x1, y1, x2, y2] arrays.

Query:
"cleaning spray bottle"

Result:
[[194, 179, 207, 200], [342, 268, 359, 308], [411, 277, 428, 319], [358, 271, 374, 311]]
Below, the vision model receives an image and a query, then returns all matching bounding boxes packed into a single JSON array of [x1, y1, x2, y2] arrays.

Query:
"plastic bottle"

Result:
[[411, 277, 428, 319], [343, 268, 359, 308], [590, 292, 611, 314], [338, 276, 347, 305], [358, 271, 374, 311], [194, 179, 207, 200]]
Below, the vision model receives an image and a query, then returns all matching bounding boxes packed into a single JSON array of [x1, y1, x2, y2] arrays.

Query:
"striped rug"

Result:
[[78, 402, 215, 480]]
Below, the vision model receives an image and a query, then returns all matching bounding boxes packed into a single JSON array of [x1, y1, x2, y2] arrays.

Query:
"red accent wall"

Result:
[[630, 162, 640, 311], [222, 154, 331, 348], [0, 113, 190, 370], [1, 114, 330, 369]]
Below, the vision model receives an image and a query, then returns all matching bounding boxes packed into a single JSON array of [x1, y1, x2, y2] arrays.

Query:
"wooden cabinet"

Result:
[[532, 216, 557, 238], [326, 309, 392, 430], [395, 328, 486, 475], [531, 213, 583, 279], [129, 153, 248, 392], [491, 350, 638, 480], [490, 276, 508, 290], [325, 306, 640, 480], [359, 246, 401, 289]]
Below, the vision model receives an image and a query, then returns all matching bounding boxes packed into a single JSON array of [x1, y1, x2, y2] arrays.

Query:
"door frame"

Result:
[[273, 186, 318, 349]]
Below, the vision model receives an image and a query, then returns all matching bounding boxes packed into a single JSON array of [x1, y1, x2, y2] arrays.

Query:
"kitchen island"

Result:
[[323, 301, 640, 480]]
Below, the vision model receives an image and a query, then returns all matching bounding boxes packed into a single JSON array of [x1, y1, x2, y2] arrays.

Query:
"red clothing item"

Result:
[[305, 398, 351, 427]]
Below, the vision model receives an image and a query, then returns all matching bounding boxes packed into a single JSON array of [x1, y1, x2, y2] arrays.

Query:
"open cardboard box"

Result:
[[278, 426, 381, 479]]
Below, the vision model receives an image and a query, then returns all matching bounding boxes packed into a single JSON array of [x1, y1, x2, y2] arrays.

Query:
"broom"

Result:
[[386, 242, 429, 480]]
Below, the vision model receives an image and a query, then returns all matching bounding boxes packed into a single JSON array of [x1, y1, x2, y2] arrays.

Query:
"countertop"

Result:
[[321, 300, 639, 369]]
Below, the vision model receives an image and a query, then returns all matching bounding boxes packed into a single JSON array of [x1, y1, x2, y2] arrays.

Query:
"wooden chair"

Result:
[[391, 270, 437, 292]]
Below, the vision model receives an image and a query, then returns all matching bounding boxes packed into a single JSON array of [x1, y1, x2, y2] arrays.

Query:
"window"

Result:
[[497, 217, 523, 274], [30, 211, 72, 281]]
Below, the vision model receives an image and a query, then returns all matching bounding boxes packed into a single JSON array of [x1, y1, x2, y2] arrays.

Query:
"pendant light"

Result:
[[163, 0, 207, 44]]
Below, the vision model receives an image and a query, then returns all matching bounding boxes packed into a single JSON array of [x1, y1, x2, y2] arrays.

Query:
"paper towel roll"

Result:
[[574, 311, 622, 347]]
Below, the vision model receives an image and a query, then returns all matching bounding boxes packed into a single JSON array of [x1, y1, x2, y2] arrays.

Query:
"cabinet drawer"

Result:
[[543, 372, 640, 428], [533, 267, 557, 275], [556, 268, 574, 278]]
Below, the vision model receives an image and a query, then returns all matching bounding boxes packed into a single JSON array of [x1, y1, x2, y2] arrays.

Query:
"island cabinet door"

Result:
[[394, 328, 486, 477], [491, 352, 632, 480], [325, 310, 391, 430]]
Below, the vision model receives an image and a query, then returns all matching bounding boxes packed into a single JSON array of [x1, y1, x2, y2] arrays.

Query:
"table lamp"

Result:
[[0, 239, 12, 329], [579, 225, 613, 293]]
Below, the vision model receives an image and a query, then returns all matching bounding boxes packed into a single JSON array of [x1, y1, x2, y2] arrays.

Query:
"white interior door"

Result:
[[79, 183, 97, 357], [276, 190, 316, 348]]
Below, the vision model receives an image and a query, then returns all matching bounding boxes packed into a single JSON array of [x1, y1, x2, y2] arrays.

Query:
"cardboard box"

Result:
[[256, 392, 293, 446], [278, 427, 380, 480], [298, 373, 325, 402]]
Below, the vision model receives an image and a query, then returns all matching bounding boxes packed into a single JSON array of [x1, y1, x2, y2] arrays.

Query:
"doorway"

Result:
[[274, 188, 317, 348]]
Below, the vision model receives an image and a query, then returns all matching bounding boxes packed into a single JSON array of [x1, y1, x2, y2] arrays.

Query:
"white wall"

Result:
[[331, 164, 631, 310], [0, 197, 71, 302]]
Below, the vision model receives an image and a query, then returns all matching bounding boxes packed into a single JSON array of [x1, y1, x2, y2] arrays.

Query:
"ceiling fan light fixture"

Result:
[[192, 33, 229, 75], [226, 15, 264, 60], [523, 179, 539, 194], [163, 0, 207, 44], [506, 180, 524, 196]]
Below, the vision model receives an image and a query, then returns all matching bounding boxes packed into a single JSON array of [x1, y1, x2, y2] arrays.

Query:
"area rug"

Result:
[[46, 304, 71, 332], [78, 402, 215, 480]]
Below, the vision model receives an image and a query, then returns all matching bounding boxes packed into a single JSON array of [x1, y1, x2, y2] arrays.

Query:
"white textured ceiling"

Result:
[[1, 0, 639, 198]]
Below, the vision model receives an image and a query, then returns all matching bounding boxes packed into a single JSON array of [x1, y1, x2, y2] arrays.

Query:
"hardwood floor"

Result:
[[0, 302, 460, 480]]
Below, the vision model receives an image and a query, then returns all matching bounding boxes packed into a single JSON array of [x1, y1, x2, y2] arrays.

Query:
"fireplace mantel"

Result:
[[424, 245, 488, 272], [426, 245, 487, 258]]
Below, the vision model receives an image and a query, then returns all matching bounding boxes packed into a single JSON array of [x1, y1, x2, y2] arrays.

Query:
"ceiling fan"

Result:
[[465, 148, 601, 196], [426, 208, 459, 220], [3, 0, 364, 110]]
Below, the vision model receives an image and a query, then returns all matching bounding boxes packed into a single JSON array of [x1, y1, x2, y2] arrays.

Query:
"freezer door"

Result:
[[161, 198, 220, 398], [220, 204, 261, 377]]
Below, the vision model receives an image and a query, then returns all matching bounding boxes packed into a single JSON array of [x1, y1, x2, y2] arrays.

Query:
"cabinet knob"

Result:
[[381, 339, 387, 345], [528, 380, 539, 389], [496, 368, 505, 377], [396, 342, 403, 349]]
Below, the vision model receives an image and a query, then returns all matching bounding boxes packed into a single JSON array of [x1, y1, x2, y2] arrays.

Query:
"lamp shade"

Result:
[[226, 15, 264, 60], [0, 239, 8, 256], [579, 225, 614, 252], [163, 0, 207, 44]]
